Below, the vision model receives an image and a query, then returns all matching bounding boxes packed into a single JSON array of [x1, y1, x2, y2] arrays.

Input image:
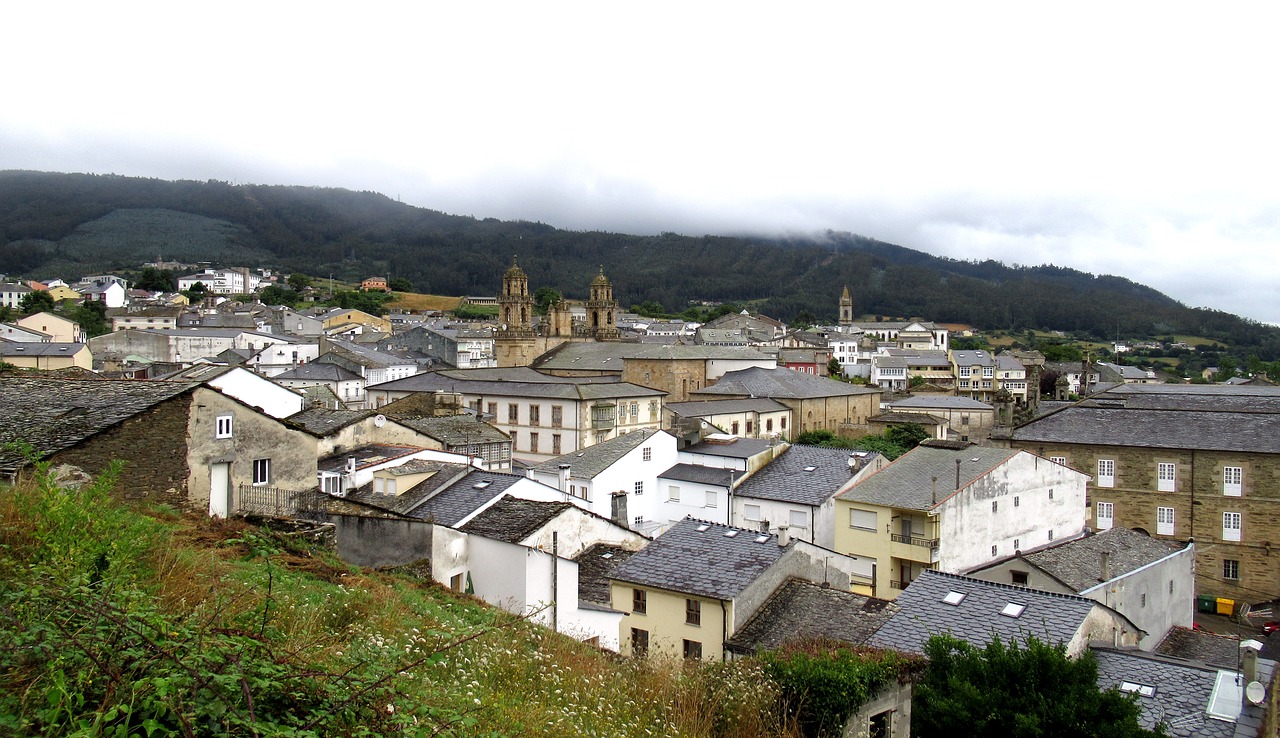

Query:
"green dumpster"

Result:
[[1196, 595, 1216, 614]]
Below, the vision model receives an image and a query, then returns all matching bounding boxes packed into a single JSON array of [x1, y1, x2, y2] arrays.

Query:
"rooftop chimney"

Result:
[[345, 457, 357, 475], [558, 463, 571, 493], [777, 526, 791, 547], [1100, 551, 1112, 581]]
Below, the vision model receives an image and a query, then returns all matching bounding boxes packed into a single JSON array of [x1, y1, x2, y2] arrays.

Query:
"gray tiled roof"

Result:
[[1093, 383, 1280, 413], [1011, 405, 1280, 454], [1153, 627, 1243, 669], [574, 543, 637, 607], [952, 350, 995, 367], [275, 363, 363, 381], [287, 408, 376, 435], [392, 415, 510, 446], [340, 461, 475, 517], [370, 369, 663, 400], [1019, 528, 1184, 592], [608, 517, 790, 600], [534, 342, 772, 371], [1092, 647, 1273, 738], [460, 497, 574, 544], [0, 343, 89, 357], [868, 570, 1099, 655], [316, 444, 424, 473], [869, 411, 946, 426], [682, 437, 778, 459], [405, 470, 525, 526], [0, 376, 198, 474], [657, 463, 742, 487], [665, 398, 790, 417], [324, 339, 414, 368], [693, 367, 880, 400], [837, 444, 1019, 511], [531, 429, 663, 479], [725, 579, 898, 654], [733, 445, 862, 506], [885, 395, 994, 411]]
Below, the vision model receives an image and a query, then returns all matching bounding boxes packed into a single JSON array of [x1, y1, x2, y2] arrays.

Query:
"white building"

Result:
[[177, 268, 263, 295]]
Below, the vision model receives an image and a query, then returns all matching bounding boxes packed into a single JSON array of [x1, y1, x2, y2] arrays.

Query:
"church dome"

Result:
[[591, 267, 611, 286], [504, 257, 527, 279]]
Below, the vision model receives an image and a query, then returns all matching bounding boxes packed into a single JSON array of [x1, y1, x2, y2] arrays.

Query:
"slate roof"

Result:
[[392, 415, 510, 446], [275, 363, 363, 381], [733, 445, 861, 506], [574, 543, 637, 607], [725, 579, 899, 654], [460, 497, 574, 544], [324, 339, 415, 368], [608, 517, 790, 600], [287, 408, 376, 435], [369, 368, 663, 400], [1092, 646, 1273, 738], [868, 411, 947, 426], [693, 367, 880, 400], [868, 570, 1101, 655], [1153, 627, 1244, 669], [1018, 527, 1185, 592], [665, 398, 790, 417], [682, 436, 777, 459], [0, 376, 198, 474], [1010, 405, 1280, 454], [530, 429, 664, 479], [951, 350, 995, 367], [405, 470, 526, 526], [533, 342, 772, 372], [885, 395, 994, 411], [1093, 383, 1280, 413], [837, 444, 1020, 511], [0, 343, 89, 357], [658, 463, 742, 487], [338, 461, 474, 517], [316, 444, 424, 473]]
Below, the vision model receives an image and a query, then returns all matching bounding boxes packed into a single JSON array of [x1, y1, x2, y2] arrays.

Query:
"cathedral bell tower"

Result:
[[495, 256, 538, 366], [587, 266, 621, 341], [839, 285, 854, 327]]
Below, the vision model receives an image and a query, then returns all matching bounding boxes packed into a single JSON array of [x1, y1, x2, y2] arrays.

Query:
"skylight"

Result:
[[1001, 602, 1026, 618], [473, 480, 492, 489], [942, 591, 966, 606], [1119, 682, 1156, 697], [755, 535, 770, 543], [696, 524, 711, 532], [803, 466, 817, 472], [723, 530, 739, 538]]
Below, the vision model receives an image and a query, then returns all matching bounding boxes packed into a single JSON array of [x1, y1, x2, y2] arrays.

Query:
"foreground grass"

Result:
[[0, 467, 792, 737]]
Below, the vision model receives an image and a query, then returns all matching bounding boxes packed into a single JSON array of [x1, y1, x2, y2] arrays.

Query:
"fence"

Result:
[[236, 485, 323, 519]]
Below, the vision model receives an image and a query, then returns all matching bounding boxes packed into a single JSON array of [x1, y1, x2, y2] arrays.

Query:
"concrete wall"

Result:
[[313, 418, 447, 457], [1079, 544, 1196, 649], [845, 681, 912, 738], [329, 515, 436, 569], [660, 479, 732, 528], [733, 541, 860, 630], [521, 508, 647, 559], [1065, 605, 1142, 657]]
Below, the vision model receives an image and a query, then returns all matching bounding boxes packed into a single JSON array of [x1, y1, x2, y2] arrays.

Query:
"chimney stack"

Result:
[[1100, 551, 1111, 581], [777, 526, 791, 547], [345, 457, 357, 475], [558, 463, 571, 493]]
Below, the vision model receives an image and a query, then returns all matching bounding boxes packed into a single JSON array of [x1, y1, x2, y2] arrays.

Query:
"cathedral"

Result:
[[494, 258, 621, 367]]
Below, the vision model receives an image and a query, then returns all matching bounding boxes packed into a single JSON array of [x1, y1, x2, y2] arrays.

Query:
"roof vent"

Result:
[[723, 530, 739, 538], [695, 524, 711, 532], [942, 591, 966, 606], [1001, 602, 1026, 618]]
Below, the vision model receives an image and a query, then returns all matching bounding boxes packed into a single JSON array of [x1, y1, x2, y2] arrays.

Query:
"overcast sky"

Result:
[[4, 3, 1279, 324]]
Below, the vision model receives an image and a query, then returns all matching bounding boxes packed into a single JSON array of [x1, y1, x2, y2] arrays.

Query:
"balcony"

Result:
[[591, 405, 617, 430], [889, 533, 939, 564]]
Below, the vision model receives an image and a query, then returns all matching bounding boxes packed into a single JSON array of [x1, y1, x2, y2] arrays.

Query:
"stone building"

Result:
[[494, 259, 623, 368], [690, 366, 882, 439]]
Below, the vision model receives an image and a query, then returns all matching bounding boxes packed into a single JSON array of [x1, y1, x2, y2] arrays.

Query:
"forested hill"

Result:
[[2, 169, 1277, 356]]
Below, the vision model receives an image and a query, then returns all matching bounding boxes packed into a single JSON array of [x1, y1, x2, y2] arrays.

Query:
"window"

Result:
[[507, 404, 518, 423], [869, 710, 892, 738], [781, 417, 787, 430], [1141, 593, 1147, 608], [1223, 512, 1242, 542], [633, 515, 644, 526], [682, 639, 702, 660], [1013, 496, 1020, 507], [529, 433, 539, 453], [1048, 529, 1054, 540], [668, 485, 680, 502], [1013, 538, 1020, 550], [1096, 501, 1114, 530], [1157, 462, 1176, 492], [450, 573, 464, 591], [992, 500, 998, 513], [509, 431, 518, 450], [961, 414, 970, 426], [630, 402, 638, 418], [551, 405, 563, 428], [634, 481, 644, 496], [850, 509, 877, 530], [631, 628, 649, 657], [1157, 506, 1175, 535], [705, 490, 717, 508], [487, 402, 497, 417], [1224, 466, 1243, 496], [959, 366, 972, 378], [685, 598, 701, 625], [1011, 570, 1029, 586], [991, 545, 998, 557], [552, 434, 561, 455], [1223, 559, 1240, 581], [1097, 459, 1115, 487], [252, 458, 271, 486], [215, 414, 233, 439], [1049, 488, 1054, 500], [529, 405, 540, 426], [789, 510, 807, 528], [746, 420, 753, 434], [1049, 456, 1067, 465], [632, 589, 647, 614], [643, 447, 652, 462], [731, 421, 740, 435], [744, 504, 761, 521], [649, 400, 658, 421]]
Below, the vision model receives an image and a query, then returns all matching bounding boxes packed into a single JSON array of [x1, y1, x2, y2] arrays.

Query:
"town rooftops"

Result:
[[287, 408, 378, 435], [1153, 626, 1246, 670], [369, 368, 664, 400], [868, 570, 1105, 655], [0, 375, 198, 474], [657, 463, 743, 487], [725, 579, 898, 654], [575, 543, 638, 608], [1010, 403, 1280, 454], [733, 445, 864, 506], [884, 395, 994, 411], [323, 339, 415, 367], [340, 464, 521, 525], [460, 497, 575, 544], [1016, 527, 1186, 593], [0, 342, 88, 357], [665, 398, 791, 417], [692, 367, 880, 400], [392, 415, 510, 446], [531, 428, 665, 479], [316, 444, 425, 473], [274, 363, 363, 382], [951, 350, 995, 367], [533, 342, 773, 371], [609, 517, 791, 600], [838, 444, 1020, 511], [683, 435, 778, 459]]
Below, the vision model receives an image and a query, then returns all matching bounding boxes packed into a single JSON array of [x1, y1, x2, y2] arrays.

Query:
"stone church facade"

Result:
[[495, 259, 622, 367]]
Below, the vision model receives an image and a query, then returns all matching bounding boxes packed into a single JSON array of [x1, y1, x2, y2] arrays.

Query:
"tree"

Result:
[[388, 277, 413, 292], [18, 290, 55, 315], [287, 273, 314, 291], [65, 300, 108, 337], [183, 281, 209, 301], [534, 287, 562, 315], [259, 284, 300, 307], [827, 358, 843, 378], [883, 423, 928, 451], [914, 634, 1162, 738], [133, 267, 175, 292]]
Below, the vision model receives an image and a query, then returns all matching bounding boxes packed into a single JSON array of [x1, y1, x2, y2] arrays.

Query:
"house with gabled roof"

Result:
[[966, 527, 1195, 648], [868, 569, 1142, 657], [0, 341, 93, 370], [0, 322, 52, 343], [608, 517, 867, 660], [663, 397, 792, 440], [527, 428, 677, 534], [836, 441, 1090, 598], [274, 362, 366, 408], [153, 364, 304, 419], [882, 394, 996, 444], [690, 366, 881, 439], [16, 312, 83, 343], [392, 414, 512, 471]]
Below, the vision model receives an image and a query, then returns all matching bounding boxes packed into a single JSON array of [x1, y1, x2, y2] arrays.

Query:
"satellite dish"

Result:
[[1246, 681, 1266, 706], [374, 414, 387, 427]]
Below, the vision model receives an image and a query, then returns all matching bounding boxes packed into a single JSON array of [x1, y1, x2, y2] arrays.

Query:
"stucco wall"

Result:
[[327, 514, 436, 569]]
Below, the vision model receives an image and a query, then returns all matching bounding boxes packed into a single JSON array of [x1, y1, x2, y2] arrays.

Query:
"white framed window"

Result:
[[667, 485, 680, 502], [1223, 512, 1242, 542], [215, 414, 234, 439], [850, 509, 877, 530], [1049, 456, 1066, 466], [705, 490, 717, 508], [1096, 501, 1114, 530], [252, 458, 271, 486], [789, 510, 807, 528], [1157, 506, 1175, 536], [643, 447, 652, 462], [1097, 459, 1115, 488], [1224, 466, 1243, 496], [744, 504, 762, 522], [1157, 462, 1176, 492]]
